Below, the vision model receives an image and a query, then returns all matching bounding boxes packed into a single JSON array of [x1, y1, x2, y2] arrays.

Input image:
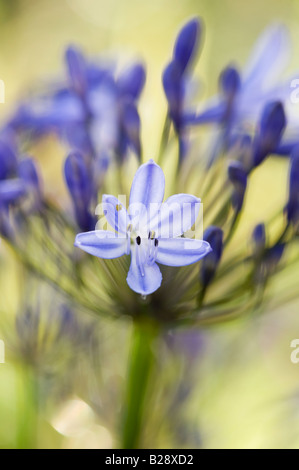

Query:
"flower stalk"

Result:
[[121, 318, 158, 449]]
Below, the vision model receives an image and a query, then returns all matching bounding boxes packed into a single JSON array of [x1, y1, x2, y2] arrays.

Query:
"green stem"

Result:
[[16, 364, 38, 449], [157, 116, 171, 165], [121, 319, 158, 449]]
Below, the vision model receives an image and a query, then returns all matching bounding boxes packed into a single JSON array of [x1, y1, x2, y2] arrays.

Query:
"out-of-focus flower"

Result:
[[64, 151, 96, 231], [199, 226, 223, 288], [75, 159, 211, 295], [252, 223, 266, 259], [250, 101, 286, 170], [8, 46, 146, 165], [162, 18, 202, 162], [185, 24, 291, 134], [228, 161, 247, 213]]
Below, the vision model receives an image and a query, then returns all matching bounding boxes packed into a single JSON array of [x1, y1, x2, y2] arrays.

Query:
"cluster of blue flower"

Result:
[[0, 17, 298, 322]]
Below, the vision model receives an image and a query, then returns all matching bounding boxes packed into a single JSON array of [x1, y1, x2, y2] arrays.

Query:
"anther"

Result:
[[136, 236, 141, 245], [154, 239, 159, 247]]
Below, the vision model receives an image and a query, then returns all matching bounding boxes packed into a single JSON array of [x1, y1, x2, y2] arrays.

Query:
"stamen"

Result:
[[147, 238, 159, 265], [136, 236, 141, 245], [148, 230, 156, 240]]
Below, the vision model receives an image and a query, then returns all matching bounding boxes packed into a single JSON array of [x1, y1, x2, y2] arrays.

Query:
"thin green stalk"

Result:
[[16, 364, 38, 449], [157, 116, 171, 165], [121, 319, 158, 449]]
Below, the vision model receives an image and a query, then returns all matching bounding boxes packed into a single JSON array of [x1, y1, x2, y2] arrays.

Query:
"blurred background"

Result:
[[0, 0, 299, 449]]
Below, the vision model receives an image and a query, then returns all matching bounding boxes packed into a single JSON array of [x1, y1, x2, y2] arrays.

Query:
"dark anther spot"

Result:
[[136, 236, 141, 245], [154, 239, 159, 247]]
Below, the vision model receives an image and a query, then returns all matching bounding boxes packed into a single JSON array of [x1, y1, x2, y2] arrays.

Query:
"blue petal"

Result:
[[64, 152, 92, 206], [184, 101, 226, 125], [126, 247, 162, 295], [121, 102, 141, 158], [75, 230, 128, 259], [129, 160, 165, 221], [0, 179, 26, 204], [173, 17, 201, 73], [65, 45, 87, 96], [156, 238, 211, 266], [220, 66, 241, 98], [150, 194, 201, 238], [102, 195, 129, 234], [200, 226, 223, 286], [0, 140, 18, 180], [162, 60, 183, 130], [117, 62, 146, 101], [19, 157, 41, 192], [243, 24, 290, 91]]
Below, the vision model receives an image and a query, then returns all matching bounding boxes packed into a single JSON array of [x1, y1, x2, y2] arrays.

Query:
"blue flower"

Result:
[[75, 159, 211, 295], [64, 151, 96, 231], [185, 24, 292, 133], [252, 222, 266, 258], [163, 18, 202, 135], [228, 161, 247, 212], [250, 101, 286, 169], [200, 226, 223, 287], [10, 47, 146, 165]]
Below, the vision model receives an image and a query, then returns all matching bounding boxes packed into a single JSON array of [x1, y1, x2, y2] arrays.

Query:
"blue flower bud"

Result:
[[286, 145, 299, 227], [18, 157, 41, 194], [252, 223, 266, 258], [65, 45, 87, 97], [252, 101, 286, 168], [219, 66, 241, 99], [117, 63, 146, 101], [64, 152, 92, 205], [0, 178, 26, 205], [0, 140, 18, 180], [173, 18, 201, 73], [265, 243, 285, 273], [228, 161, 247, 212], [64, 152, 95, 231], [199, 226, 223, 287], [121, 101, 141, 159], [162, 59, 183, 131]]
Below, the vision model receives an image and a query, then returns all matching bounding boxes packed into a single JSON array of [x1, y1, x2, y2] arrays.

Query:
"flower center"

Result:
[[127, 228, 160, 276]]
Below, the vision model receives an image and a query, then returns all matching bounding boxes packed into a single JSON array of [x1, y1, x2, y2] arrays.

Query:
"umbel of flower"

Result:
[[75, 160, 211, 295]]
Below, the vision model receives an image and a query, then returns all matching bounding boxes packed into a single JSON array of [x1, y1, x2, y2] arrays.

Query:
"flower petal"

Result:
[[150, 194, 201, 238], [129, 159, 165, 210], [126, 247, 162, 295], [243, 24, 290, 91], [75, 230, 128, 259], [0, 179, 26, 204], [156, 237, 211, 266], [102, 195, 129, 234]]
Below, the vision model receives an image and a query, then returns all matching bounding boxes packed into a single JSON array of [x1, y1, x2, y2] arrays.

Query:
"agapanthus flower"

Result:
[[75, 159, 211, 295], [162, 17, 202, 162], [8, 46, 146, 165], [200, 226, 223, 288], [184, 24, 293, 136]]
